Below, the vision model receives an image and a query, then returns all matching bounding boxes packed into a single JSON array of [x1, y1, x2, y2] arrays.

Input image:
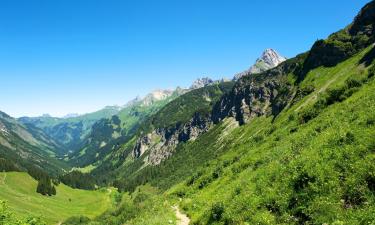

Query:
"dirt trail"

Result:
[[295, 76, 339, 112], [173, 206, 190, 225]]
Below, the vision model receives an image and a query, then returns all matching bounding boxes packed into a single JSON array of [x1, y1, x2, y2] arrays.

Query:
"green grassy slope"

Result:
[[85, 39, 375, 225], [162, 48, 375, 224], [62, 185, 178, 225], [0, 172, 114, 225]]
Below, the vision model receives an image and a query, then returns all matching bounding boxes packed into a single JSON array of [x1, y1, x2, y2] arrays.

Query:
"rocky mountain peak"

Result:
[[256, 49, 287, 70], [142, 89, 175, 106], [190, 77, 214, 89], [234, 48, 287, 80]]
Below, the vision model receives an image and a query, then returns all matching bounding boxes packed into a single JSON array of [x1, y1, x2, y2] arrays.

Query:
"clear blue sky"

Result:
[[0, 0, 370, 117]]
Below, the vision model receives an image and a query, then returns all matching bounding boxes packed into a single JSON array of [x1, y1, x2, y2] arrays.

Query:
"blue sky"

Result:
[[0, 0, 370, 117]]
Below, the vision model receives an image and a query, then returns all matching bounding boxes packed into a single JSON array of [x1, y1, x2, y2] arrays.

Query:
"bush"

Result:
[[369, 65, 375, 78], [198, 176, 213, 189], [210, 202, 225, 221], [299, 106, 319, 124], [345, 77, 362, 88], [62, 216, 91, 225]]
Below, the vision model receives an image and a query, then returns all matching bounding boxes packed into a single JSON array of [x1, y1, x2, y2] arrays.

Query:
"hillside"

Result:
[[0, 1, 374, 225], [88, 82, 234, 185], [0, 111, 67, 175], [60, 1, 375, 224], [67, 88, 184, 167], [0, 172, 114, 225], [18, 106, 121, 155]]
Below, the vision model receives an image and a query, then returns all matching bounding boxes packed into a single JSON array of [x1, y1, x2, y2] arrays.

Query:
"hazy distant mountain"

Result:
[[18, 106, 121, 154], [62, 113, 80, 119]]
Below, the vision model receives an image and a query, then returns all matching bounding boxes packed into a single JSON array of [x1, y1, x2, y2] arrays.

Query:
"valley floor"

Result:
[[0, 172, 113, 225]]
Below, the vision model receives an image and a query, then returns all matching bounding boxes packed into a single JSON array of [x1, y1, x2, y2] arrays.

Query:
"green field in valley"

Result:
[[0, 172, 114, 225]]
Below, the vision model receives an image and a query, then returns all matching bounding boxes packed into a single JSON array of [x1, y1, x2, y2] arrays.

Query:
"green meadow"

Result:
[[0, 172, 114, 225]]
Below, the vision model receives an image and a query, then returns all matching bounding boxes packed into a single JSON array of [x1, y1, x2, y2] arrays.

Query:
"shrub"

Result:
[[345, 77, 362, 88], [325, 87, 346, 105], [300, 85, 315, 96], [198, 176, 213, 189], [210, 202, 225, 221], [299, 106, 319, 124], [186, 171, 203, 186], [366, 175, 375, 192], [369, 65, 375, 78], [62, 216, 91, 225]]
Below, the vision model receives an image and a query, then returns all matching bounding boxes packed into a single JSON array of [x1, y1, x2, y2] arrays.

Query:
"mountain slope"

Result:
[[19, 106, 121, 155], [75, 1, 375, 224], [88, 82, 234, 185], [0, 111, 67, 174], [67, 88, 185, 167]]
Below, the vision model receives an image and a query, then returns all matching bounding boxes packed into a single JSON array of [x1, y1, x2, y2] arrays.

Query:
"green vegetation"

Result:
[[0, 200, 45, 225], [68, 90, 182, 168], [0, 172, 113, 224], [161, 48, 375, 224], [140, 82, 233, 132], [0, 158, 20, 172], [36, 177, 57, 196], [2, 2, 375, 224], [63, 185, 177, 225], [18, 106, 121, 155], [60, 171, 96, 190]]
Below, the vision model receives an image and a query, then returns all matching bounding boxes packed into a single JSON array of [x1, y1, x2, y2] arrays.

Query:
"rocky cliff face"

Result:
[[133, 112, 212, 165], [131, 57, 296, 165], [214, 56, 302, 125], [234, 49, 287, 80]]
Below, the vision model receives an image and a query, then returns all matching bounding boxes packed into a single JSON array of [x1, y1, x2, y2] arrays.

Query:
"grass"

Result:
[[165, 48, 375, 224], [0, 172, 114, 225]]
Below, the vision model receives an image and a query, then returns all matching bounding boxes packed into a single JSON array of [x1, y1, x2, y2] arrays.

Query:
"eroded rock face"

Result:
[[213, 60, 297, 125], [132, 113, 212, 165]]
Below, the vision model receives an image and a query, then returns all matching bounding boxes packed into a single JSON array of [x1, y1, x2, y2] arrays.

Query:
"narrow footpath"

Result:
[[172, 206, 190, 225]]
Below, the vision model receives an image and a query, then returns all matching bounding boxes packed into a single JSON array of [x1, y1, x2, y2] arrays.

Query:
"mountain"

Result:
[[62, 113, 80, 119], [141, 89, 177, 106], [2, 1, 375, 224], [18, 106, 121, 155], [0, 111, 66, 174], [68, 88, 186, 167], [233, 48, 287, 80], [87, 81, 234, 183], [190, 77, 215, 89], [77, 1, 375, 224]]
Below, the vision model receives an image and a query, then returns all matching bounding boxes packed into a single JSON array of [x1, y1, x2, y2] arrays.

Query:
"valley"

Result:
[[0, 1, 375, 225], [0, 172, 113, 224]]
